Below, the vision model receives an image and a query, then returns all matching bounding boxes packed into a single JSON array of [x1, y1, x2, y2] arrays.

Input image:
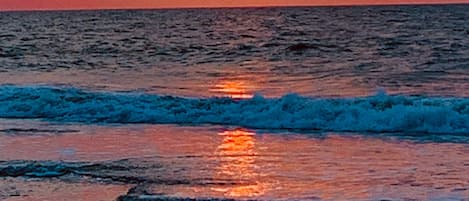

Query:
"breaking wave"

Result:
[[0, 85, 468, 134]]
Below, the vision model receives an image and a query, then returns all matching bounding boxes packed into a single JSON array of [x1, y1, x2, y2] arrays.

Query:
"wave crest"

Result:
[[0, 85, 468, 134]]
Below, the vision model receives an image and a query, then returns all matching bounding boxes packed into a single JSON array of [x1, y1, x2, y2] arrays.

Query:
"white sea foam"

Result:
[[0, 85, 468, 134]]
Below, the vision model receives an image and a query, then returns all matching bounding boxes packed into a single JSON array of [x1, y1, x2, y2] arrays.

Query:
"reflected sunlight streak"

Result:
[[210, 80, 255, 99], [212, 129, 268, 197]]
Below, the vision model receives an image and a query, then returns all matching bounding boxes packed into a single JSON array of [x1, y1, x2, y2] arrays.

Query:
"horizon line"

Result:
[[1, 2, 468, 12]]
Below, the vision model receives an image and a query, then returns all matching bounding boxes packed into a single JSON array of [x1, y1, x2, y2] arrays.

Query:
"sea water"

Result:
[[0, 5, 468, 201]]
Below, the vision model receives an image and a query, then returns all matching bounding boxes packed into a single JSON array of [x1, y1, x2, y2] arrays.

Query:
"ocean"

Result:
[[0, 5, 468, 201]]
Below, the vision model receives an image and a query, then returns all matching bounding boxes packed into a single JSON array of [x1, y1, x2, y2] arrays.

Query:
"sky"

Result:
[[0, 0, 468, 11]]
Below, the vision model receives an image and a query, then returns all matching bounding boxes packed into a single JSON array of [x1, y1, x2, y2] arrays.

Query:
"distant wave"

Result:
[[0, 85, 468, 134]]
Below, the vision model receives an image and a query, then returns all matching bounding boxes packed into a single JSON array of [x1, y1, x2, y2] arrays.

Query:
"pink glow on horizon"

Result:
[[0, 0, 468, 11]]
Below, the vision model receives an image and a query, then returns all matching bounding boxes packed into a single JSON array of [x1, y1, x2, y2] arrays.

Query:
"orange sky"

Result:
[[0, 0, 468, 11]]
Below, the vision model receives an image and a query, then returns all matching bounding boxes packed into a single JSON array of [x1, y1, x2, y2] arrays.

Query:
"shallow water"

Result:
[[1, 120, 468, 200], [0, 4, 469, 201]]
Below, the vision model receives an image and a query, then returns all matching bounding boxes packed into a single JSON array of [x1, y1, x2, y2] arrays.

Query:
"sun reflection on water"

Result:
[[210, 79, 255, 99], [212, 128, 268, 198]]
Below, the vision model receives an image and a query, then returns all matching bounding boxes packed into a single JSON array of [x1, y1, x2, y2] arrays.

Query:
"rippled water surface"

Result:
[[0, 4, 468, 201], [1, 5, 469, 97]]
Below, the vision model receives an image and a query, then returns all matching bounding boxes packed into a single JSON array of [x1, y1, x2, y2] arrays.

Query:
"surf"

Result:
[[0, 85, 468, 134]]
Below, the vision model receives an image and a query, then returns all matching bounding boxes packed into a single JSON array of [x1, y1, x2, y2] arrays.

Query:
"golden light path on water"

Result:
[[212, 129, 268, 197], [210, 80, 255, 99], [211, 79, 264, 198]]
